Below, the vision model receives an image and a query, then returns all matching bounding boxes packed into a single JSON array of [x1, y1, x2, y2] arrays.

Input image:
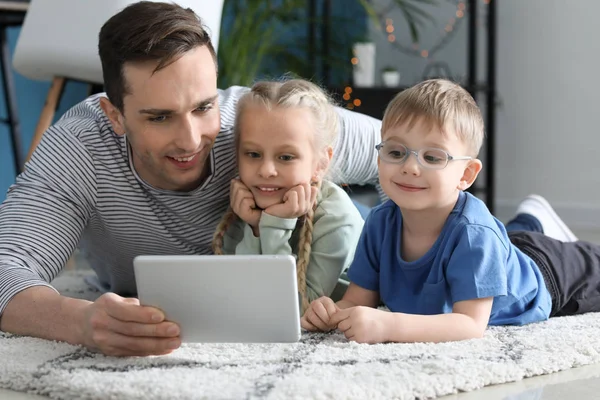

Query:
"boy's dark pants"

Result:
[[509, 231, 600, 317]]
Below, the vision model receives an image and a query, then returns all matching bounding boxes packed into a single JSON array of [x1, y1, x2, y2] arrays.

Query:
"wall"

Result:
[[371, 0, 600, 229], [0, 27, 88, 202], [4, 1, 600, 230]]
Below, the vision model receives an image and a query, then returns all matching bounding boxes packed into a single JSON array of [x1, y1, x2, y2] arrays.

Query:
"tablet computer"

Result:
[[133, 254, 301, 343]]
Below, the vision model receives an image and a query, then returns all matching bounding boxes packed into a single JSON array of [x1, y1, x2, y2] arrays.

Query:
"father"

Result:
[[0, 2, 381, 356]]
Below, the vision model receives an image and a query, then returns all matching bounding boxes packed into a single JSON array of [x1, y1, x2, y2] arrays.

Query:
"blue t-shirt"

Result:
[[347, 191, 552, 326]]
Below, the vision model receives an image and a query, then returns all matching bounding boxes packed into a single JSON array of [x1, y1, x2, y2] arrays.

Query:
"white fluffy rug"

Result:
[[2, 270, 600, 400]]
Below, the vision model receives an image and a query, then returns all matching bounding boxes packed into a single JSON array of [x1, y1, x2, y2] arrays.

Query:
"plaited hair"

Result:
[[211, 79, 338, 315]]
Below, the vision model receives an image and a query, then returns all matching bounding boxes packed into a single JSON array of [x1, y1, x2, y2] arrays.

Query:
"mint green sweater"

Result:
[[222, 180, 364, 302]]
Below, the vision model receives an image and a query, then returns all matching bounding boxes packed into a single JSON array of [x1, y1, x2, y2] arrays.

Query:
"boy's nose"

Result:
[[401, 153, 421, 175]]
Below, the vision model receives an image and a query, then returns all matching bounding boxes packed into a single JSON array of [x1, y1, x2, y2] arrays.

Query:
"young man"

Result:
[[0, 2, 381, 356]]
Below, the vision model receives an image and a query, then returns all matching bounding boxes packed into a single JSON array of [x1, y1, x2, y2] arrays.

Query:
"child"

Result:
[[212, 79, 364, 314], [301, 78, 600, 343]]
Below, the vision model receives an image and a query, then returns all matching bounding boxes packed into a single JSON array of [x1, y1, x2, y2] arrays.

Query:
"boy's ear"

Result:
[[457, 159, 482, 191], [99, 97, 126, 136]]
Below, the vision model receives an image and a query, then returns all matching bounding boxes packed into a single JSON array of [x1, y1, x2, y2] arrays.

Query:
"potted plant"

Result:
[[381, 66, 401, 87]]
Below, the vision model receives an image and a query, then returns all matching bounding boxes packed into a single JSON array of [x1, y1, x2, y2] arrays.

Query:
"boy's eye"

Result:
[[388, 149, 406, 159], [422, 149, 446, 164], [279, 155, 294, 161]]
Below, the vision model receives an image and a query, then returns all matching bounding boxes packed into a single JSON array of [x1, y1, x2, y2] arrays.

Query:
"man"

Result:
[[0, 1, 380, 357]]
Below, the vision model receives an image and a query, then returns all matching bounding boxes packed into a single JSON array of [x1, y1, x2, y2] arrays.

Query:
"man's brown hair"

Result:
[[98, 1, 217, 111]]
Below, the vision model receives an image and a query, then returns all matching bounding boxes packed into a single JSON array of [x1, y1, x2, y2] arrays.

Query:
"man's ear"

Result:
[[99, 97, 126, 136], [457, 159, 483, 191]]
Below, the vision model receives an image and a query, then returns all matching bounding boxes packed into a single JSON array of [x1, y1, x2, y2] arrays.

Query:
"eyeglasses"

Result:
[[375, 141, 472, 170]]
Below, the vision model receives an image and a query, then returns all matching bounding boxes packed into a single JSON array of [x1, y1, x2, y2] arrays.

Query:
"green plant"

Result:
[[217, 0, 437, 88]]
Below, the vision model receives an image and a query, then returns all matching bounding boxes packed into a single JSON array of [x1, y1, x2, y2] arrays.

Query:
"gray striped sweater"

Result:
[[0, 85, 382, 315]]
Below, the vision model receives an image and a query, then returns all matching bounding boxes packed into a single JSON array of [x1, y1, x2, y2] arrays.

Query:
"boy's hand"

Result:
[[230, 179, 261, 230], [300, 296, 339, 332], [265, 183, 318, 219], [329, 306, 391, 344]]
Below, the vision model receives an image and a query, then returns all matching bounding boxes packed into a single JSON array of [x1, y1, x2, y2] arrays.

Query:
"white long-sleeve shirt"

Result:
[[0, 86, 382, 315]]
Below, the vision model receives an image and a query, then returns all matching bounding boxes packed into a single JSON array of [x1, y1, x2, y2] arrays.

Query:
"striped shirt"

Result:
[[0, 86, 382, 315]]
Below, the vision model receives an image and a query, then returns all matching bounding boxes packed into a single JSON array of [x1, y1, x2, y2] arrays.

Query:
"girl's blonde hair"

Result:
[[382, 79, 484, 157], [212, 79, 339, 315]]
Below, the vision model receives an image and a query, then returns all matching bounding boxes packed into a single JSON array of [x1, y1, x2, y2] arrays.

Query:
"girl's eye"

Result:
[[279, 155, 294, 161], [245, 152, 261, 158]]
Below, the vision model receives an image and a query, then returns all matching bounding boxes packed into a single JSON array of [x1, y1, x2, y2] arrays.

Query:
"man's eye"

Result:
[[195, 104, 213, 113], [149, 115, 168, 123]]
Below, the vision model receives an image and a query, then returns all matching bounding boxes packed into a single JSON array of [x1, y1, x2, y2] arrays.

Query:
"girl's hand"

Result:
[[301, 296, 339, 332], [230, 179, 261, 231], [264, 183, 318, 219]]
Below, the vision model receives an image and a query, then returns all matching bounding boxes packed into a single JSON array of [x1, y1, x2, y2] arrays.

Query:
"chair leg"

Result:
[[25, 77, 66, 163], [0, 24, 24, 175]]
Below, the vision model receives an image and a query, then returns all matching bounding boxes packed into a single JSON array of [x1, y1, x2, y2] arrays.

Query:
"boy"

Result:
[[301, 79, 600, 344]]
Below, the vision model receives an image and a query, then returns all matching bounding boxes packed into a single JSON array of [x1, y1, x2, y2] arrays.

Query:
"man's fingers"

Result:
[[102, 294, 164, 323], [95, 331, 181, 356], [108, 319, 180, 338]]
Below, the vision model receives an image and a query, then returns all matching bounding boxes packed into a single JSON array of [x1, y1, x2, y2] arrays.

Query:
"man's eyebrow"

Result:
[[138, 95, 219, 115]]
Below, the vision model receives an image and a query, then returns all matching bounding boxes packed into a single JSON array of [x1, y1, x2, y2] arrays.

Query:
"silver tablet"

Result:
[[133, 254, 301, 343]]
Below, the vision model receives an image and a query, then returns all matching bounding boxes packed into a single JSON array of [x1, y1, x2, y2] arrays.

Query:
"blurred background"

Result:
[[1, 0, 598, 240]]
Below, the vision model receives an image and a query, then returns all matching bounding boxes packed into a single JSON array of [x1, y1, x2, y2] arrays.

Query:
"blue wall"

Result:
[[1, 3, 366, 202], [0, 27, 89, 202]]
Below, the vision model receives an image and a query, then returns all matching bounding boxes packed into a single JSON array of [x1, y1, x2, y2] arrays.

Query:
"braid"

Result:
[[212, 207, 238, 255], [296, 195, 319, 316]]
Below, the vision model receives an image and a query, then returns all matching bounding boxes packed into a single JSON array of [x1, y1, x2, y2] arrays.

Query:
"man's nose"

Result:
[[174, 117, 202, 151]]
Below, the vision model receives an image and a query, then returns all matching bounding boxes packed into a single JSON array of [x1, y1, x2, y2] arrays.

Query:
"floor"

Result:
[[3, 194, 600, 399], [3, 361, 600, 399]]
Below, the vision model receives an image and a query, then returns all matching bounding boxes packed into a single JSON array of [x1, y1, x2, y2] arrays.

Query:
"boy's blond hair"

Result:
[[211, 79, 339, 315], [381, 79, 484, 156]]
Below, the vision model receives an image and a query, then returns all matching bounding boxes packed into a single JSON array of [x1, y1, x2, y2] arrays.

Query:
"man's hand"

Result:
[[329, 306, 391, 344], [230, 179, 261, 231], [80, 293, 181, 356], [301, 296, 339, 332], [265, 183, 318, 219]]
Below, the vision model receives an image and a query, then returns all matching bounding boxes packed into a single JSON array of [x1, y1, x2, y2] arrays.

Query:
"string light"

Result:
[[346, 0, 490, 108], [383, 0, 468, 59], [342, 86, 360, 110]]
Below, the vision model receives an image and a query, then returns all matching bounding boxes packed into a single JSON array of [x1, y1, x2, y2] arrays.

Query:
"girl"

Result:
[[212, 79, 364, 314]]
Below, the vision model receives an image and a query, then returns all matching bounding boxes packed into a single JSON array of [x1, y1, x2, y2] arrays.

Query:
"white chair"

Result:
[[13, 0, 224, 162]]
